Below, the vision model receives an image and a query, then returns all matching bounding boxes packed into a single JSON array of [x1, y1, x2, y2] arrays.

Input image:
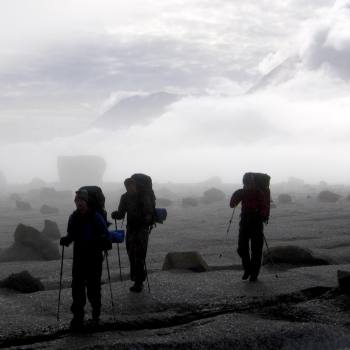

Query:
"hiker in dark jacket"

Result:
[[111, 178, 153, 293], [60, 189, 111, 330], [230, 173, 269, 282]]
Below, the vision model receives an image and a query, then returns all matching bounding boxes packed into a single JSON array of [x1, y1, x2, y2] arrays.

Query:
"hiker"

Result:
[[230, 173, 270, 282], [60, 189, 111, 330], [111, 176, 154, 293]]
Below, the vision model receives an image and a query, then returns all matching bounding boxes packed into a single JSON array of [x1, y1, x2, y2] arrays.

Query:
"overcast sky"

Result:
[[1, 0, 350, 185]]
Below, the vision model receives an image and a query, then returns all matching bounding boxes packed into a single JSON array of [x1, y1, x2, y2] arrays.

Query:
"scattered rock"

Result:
[[0, 224, 60, 262], [156, 198, 173, 207], [0, 270, 44, 293], [42, 220, 61, 240], [201, 187, 226, 204], [15, 200, 32, 210], [162, 251, 209, 272], [263, 245, 330, 266], [182, 197, 199, 207], [318, 190, 341, 203], [338, 270, 350, 293], [278, 194, 292, 204], [40, 204, 59, 215]]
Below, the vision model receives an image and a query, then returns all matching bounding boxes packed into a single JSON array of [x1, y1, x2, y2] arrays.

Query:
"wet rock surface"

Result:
[[1, 265, 350, 349]]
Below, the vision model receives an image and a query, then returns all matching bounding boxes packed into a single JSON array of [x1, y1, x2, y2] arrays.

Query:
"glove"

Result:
[[60, 236, 71, 247], [111, 211, 118, 220]]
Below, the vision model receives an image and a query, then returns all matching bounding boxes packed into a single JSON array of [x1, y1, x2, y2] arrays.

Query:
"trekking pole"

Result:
[[263, 234, 278, 278], [104, 251, 116, 322], [57, 246, 64, 322], [219, 207, 235, 258], [114, 219, 123, 281], [226, 207, 236, 236], [144, 260, 151, 293]]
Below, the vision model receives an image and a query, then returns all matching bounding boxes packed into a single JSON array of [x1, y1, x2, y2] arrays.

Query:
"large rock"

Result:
[[318, 190, 341, 203], [162, 251, 209, 272], [42, 220, 61, 240], [57, 155, 106, 187], [278, 194, 292, 204], [338, 270, 350, 293], [0, 224, 60, 262], [40, 204, 59, 215], [201, 187, 226, 204], [0, 270, 44, 293], [263, 245, 330, 266], [15, 200, 32, 210], [182, 197, 199, 207]]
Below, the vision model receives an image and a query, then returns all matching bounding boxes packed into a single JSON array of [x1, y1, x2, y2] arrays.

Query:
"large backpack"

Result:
[[78, 185, 108, 224], [243, 172, 271, 223], [130, 173, 167, 225]]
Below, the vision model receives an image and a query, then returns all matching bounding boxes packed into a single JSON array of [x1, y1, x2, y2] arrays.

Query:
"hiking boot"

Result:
[[129, 282, 143, 293], [242, 271, 250, 280], [70, 317, 84, 332]]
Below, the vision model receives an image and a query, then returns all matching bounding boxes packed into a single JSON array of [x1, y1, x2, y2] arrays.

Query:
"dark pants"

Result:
[[126, 226, 149, 284], [71, 247, 103, 320], [237, 215, 264, 278]]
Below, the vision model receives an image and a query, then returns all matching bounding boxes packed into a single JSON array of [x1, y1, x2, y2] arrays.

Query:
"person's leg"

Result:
[[126, 229, 136, 282], [237, 218, 251, 280], [250, 220, 264, 281], [71, 256, 87, 327], [86, 252, 103, 321]]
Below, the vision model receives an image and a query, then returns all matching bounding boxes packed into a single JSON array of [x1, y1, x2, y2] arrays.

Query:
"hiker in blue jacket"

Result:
[[60, 189, 111, 330]]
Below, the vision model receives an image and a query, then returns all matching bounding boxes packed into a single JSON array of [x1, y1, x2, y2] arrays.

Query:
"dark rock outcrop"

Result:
[[15, 200, 32, 210], [201, 188, 226, 204], [41, 220, 61, 240], [338, 270, 350, 293], [278, 194, 292, 204], [40, 204, 59, 215], [263, 245, 330, 266], [318, 190, 341, 203], [162, 251, 209, 272], [0, 270, 44, 293], [182, 197, 199, 207], [0, 224, 60, 262]]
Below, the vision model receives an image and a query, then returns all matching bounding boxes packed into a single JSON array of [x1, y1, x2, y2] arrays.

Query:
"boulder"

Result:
[[278, 194, 292, 204], [263, 245, 330, 266], [182, 197, 199, 207], [0, 224, 60, 262], [162, 251, 209, 272], [156, 198, 173, 207], [346, 194, 350, 201], [0, 270, 44, 293], [201, 187, 226, 204], [40, 204, 59, 215], [42, 220, 61, 240], [338, 270, 350, 293], [318, 190, 341, 203], [9, 193, 21, 201], [15, 200, 32, 210]]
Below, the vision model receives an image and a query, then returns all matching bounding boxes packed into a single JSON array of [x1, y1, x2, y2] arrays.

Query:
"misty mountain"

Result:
[[93, 92, 181, 129], [247, 56, 301, 94]]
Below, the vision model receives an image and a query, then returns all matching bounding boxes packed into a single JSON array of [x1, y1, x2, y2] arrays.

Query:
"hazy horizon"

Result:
[[1, 0, 350, 184]]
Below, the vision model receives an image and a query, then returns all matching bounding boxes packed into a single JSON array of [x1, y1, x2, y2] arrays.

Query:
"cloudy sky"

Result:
[[0, 0, 349, 184]]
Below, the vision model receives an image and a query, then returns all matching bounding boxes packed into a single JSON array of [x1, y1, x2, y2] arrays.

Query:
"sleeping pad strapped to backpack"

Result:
[[243, 172, 271, 223]]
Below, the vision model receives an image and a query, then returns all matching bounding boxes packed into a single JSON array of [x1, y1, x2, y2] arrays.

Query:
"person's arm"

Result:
[[230, 189, 243, 208], [111, 193, 127, 220], [60, 213, 75, 246], [141, 193, 155, 225]]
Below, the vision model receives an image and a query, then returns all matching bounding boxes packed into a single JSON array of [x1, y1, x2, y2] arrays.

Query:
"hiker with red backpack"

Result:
[[230, 173, 270, 282], [111, 175, 155, 293]]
